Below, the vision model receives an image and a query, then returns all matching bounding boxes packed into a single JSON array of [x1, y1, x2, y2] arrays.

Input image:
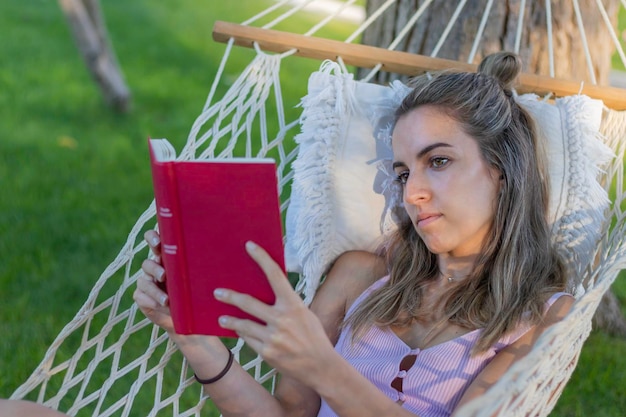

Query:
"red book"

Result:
[[148, 138, 285, 337]]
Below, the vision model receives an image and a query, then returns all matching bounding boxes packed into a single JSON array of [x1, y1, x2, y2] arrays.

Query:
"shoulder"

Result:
[[454, 292, 575, 409], [308, 250, 386, 343], [503, 292, 575, 351], [543, 292, 575, 324], [324, 250, 387, 307], [501, 292, 575, 347]]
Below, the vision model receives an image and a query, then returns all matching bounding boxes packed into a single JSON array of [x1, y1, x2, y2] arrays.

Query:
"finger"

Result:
[[141, 259, 166, 283], [231, 329, 267, 362], [144, 230, 162, 256], [133, 289, 175, 332], [218, 315, 267, 342], [245, 241, 298, 300], [133, 287, 161, 310], [136, 273, 169, 306], [219, 315, 294, 367], [214, 288, 274, 321], [217, 315, 285, 362]]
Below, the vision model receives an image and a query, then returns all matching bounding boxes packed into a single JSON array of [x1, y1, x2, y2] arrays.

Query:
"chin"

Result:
[[421, 241, 449, 255]]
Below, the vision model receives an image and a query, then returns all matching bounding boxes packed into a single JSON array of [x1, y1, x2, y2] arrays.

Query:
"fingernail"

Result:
[[218, 316, 229, 326], [214, 288, 225, 299], [156, 267, 165, 282], [151, 236, 160, 247], [160, 294, 168, 306], [245, 241, 257, 251]]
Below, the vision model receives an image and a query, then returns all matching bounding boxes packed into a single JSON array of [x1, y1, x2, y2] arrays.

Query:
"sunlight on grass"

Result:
[[1, 1, 625, 416]]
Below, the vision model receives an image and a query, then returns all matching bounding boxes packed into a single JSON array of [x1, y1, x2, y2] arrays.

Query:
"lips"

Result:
[[415, 213, 440, 227]]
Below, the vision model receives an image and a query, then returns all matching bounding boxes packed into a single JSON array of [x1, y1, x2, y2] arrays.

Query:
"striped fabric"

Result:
[[317, 277, 568, 417]]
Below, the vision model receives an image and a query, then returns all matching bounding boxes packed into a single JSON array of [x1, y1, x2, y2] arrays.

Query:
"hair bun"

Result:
[[477, 52, 522, 91]]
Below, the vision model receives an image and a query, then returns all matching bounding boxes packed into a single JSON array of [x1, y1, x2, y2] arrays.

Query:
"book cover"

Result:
[[148, 138, 285, 337]]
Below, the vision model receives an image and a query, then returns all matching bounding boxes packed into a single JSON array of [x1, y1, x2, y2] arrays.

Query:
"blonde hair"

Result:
[[345, 52, 567, 353]]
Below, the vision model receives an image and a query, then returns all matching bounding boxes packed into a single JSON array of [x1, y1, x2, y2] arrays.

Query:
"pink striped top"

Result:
[[317, 276, 569, 417]]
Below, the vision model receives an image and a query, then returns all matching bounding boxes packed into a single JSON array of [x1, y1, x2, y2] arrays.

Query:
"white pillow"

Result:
[[284, 62, 409, 302], [518, 94, 614, 285], [285, 62, 614, 301]]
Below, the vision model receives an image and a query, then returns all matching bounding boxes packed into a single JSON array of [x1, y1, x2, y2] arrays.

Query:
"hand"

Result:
[[215, 241, 336, 384], [134, 231, 238, 383], [133, 230, 175, 332]]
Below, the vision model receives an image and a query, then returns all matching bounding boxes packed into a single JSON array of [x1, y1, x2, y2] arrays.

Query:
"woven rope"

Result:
[[11, 1, 626, 416], [11, 53, 295, 416]]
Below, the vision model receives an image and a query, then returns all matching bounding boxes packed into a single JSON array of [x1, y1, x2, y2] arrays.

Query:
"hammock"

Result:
[[11, 1, 626, 416]]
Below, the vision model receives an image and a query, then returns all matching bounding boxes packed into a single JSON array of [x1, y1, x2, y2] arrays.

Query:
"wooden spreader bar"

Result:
[[213, 21, 626, 110]]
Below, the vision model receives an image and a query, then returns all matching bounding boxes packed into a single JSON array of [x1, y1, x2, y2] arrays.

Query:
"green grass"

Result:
[[0, 0, 625, 416], [612, 6, 626, 71], [0, 0, 354, 411], [555, 328, 626, 416]]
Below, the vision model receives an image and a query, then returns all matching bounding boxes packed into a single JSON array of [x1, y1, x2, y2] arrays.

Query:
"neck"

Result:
[[437, 254, 476, 283]]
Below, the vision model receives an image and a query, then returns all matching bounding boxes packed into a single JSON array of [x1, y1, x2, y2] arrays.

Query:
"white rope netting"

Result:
[[11, 1, 626, 416]]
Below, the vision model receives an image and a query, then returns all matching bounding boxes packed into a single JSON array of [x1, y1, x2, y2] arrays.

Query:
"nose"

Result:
[[403, 171, 430, 206]]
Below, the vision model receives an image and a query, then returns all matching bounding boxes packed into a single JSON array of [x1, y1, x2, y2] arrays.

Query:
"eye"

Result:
[[430, 157, 449, 169], [394, 170, 409, 185]]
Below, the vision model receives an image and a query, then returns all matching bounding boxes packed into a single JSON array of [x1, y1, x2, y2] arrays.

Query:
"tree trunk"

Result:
[[58, 0, 131, 112], [360, 0, 626, 336], [360, 0, 619, 85]]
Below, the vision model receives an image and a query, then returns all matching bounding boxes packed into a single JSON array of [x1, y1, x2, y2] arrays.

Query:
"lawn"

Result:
[[0, 0, 625, 416]]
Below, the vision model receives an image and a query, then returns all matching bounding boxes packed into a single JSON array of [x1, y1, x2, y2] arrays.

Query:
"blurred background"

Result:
[[0, 0, 624, 415]]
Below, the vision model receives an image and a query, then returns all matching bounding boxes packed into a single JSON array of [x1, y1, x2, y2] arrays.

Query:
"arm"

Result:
[[219, 243, 425, 417], [134, 231, 285, 417], [135, 232, 383, 417], [451, 293, 575, 416], [272, 251, 387, 417], [221, 245, 576, 417]]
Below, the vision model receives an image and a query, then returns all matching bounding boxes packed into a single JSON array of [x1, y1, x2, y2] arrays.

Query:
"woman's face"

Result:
[[392, 106, 501, 258]]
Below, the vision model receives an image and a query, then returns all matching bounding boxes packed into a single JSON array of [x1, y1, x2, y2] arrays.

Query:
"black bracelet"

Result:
[[194, 349, 235, 385]]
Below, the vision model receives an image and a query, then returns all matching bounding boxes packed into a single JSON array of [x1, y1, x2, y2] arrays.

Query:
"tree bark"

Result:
[[360, 0, 626, 336], [58, 0, 131, 112], [360, 0, 619, 86]]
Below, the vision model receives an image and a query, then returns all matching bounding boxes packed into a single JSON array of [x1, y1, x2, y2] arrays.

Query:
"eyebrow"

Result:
[[392, 142, 453, 169]]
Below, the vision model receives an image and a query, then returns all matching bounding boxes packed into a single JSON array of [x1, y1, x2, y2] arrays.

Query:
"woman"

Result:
[[135, 52, 574, 417]]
